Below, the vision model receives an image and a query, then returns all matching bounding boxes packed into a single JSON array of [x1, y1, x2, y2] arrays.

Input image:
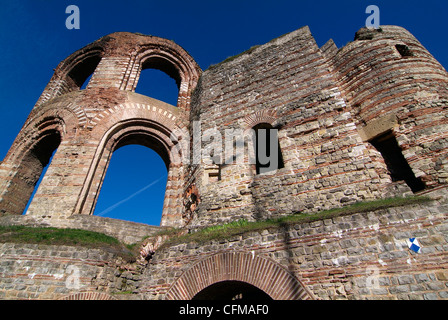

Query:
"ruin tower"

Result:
[[187, 25, 448, 229], [0, 26, 447, 234], [0, 32, 201, 229], [331, 26, 448, 192]]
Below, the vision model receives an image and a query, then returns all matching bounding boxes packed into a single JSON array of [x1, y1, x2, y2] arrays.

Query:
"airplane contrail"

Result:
[[96, 175, 167, 216]]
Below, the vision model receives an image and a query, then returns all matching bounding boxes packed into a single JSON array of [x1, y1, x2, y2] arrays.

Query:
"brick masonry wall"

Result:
[[137, 188, 448, 300], [189, 26, 411, 228], [331, 26, 448, 190], [0, 32, 200, 229], [0, 25, 447, 300], [0, 244, 117, 300], [1, 188, 446, 300], [1, 25, 447, 231]]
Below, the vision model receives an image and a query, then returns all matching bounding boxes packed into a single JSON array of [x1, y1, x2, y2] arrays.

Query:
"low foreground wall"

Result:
[[0, 188, 447, 300]]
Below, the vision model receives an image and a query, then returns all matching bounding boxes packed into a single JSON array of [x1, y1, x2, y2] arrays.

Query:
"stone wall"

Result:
[[140, 188, 448, 300], [0, 213, 161, 245], [0, 243, 117, 300], [1, 188, 446, 300], [332, 26, 448, 190], [0, 25, 447, 301], [1, 25, 448, 233], [183, 25, 448, 230], [189, 26, 413, 228]]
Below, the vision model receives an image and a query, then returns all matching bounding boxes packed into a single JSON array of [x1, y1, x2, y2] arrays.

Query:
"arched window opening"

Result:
[[19, 131, 61, 215], [67, 55, 101, 90], [135, 57, 180, 106], [192, 281, 273, 300], [369, 131, 425, 192], [23, 149, 57, 215], [253, 123, 284, 174], [93, 144, 168, 226]]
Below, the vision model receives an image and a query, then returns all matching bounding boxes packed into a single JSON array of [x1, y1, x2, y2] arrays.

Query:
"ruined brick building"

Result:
[[0, 25, 447, 300]]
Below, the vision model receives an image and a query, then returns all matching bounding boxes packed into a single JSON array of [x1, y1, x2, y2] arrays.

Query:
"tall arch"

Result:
[[74, 101, 188, 228], [135, 68, 179, 106], [0, 117, 64, 216], [166, 251, 314, 300], [94, 144, 168, 225], [125, 37, 201, 111], [65, 52, 102, 89], [36, 46, 103, 106]]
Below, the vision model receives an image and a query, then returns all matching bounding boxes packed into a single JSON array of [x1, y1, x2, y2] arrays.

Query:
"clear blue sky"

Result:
[[0, 1, 447, 225]]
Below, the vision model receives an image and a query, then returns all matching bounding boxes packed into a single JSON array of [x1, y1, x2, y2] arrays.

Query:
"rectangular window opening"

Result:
[[369, 131, 425, 193], [395, 44, 413, 58]]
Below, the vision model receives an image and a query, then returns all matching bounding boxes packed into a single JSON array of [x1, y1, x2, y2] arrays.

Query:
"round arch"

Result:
[[0, 128, 62, 216], [166, 251, 314, 300], [0, 104, 79, 216], [4, 100, 83, 164], [242, 109, 279, 130], [129, 36, 201, 110], [36, 46, 103, 106], [74, 101, 189, 227], [193, 280, 273, 300]]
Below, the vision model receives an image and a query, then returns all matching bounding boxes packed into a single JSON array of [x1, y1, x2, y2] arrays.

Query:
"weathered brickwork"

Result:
[[0, 32, 200, 228], [0, 25, 447, 300], [189, 25, 448, 228], [0, 188, 447, 300], [0, 244, 117, 300], [135, 188, 447, 300]]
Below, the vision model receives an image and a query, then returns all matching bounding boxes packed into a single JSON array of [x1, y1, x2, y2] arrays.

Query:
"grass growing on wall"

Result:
[[159, 195, 433, 247], [0, 226, 118, 245], [0, 195, 434, 257], [0, 225, 135, 260]]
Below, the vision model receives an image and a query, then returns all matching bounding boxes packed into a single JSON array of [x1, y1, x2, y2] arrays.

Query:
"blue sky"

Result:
[[0, 1, 447, 225]]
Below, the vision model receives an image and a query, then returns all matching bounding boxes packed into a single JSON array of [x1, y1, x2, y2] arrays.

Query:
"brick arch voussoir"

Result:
[[23, 94, 87, 136], [3, 106, 80, 164], [59, 292, 116, 300], [73, 102, 188, 216], [243, 109, 279, 130], [132, 39, 201, 110], [35, 46, 104, 106], [166, 251, 314, 300], [88, 102, 181, 137], [55, 45, 104, 78], [135, 39, 201, 85]]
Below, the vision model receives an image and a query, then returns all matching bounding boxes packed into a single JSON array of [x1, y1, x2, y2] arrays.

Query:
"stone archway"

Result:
[[0, 32, 201, 228], [74, 99, 189, 228], [192, 280, 273, 300], [0, 105, 79, 217], [166, 251, 314, 300], [36, 45, 103, 106]]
